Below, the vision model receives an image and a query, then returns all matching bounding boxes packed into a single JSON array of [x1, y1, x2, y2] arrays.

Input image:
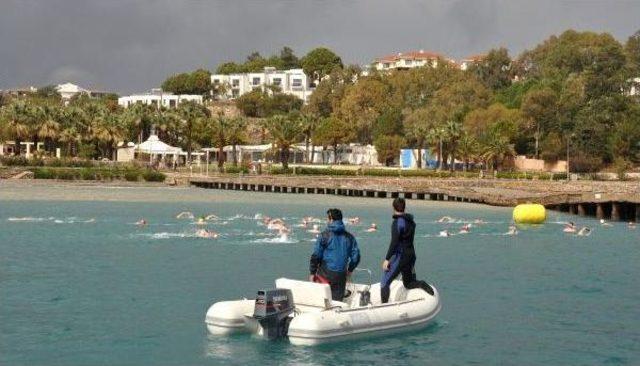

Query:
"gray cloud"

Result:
[[0, 0, 638, 94]]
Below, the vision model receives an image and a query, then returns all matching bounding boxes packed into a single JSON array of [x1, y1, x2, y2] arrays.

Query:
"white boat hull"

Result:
[[204, 278, 441, 345]]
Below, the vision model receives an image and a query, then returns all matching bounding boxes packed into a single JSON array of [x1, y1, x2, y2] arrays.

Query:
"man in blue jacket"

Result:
[[309, 208, 360, 301]]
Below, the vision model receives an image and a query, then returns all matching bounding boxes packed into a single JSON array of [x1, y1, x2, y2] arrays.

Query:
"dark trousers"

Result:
[[316, 265, 347, 301], [381, 255, 433, 303]]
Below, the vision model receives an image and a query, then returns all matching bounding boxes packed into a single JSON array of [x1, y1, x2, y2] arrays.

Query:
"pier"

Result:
[[189, 175, 640, 222]]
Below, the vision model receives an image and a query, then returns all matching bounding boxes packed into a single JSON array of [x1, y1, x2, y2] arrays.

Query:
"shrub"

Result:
[[33, 168, 54, 179], [270, 167, 293, 175], [79, 168, 96, 180], [124, 170, 141, 182], [551, 172, 567, 181], [56, 169, 77, 180], [97, 170, 113, 181], [142, 170, 166, 182], [613, 157, 632, 181], [0, 155, 29, 166], [225, 165, 249, 174]]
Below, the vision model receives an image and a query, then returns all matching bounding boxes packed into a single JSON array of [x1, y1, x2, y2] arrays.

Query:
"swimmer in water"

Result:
[[347, 217, 360, 225], [506, 224, 518, 236], [195, 217, 207, 225], [308, 224, 320, 234], [136, 219, 147, 227], [196, 229, 218, 239], [366, 223, 377, 232], [176, 211, 194, 219], [438, 216, 453, 223], [600, 219, 612, 227], [563, 222, 577, 233], [278, 227, 289, 241], [459, 224, 471, 234], [577, 227, 592, 236], [628, 221, 637, 229], [204, 214, 219, 221], [438, 230, 450, 237], [267, 218, 286, 231]]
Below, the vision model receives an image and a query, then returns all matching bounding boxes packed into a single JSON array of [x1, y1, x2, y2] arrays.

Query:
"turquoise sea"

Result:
[[1, 182, 639, 366]]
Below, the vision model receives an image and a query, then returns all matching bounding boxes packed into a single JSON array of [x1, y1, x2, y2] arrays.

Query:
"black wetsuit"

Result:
[[381, 213, 433, 303]]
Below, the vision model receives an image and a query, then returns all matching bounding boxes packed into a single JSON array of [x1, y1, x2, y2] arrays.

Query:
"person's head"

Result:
[[326, 208, 343, 223], [392, 198, 406, 213]]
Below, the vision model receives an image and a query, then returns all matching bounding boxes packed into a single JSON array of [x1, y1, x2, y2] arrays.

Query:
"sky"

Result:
[[1, 0, 639, 94]]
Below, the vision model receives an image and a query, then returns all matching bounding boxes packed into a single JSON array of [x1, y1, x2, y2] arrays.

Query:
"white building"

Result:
[[629, 77, 640, 96], [55, 82, 111, 103], [373, 50, 445, 71], [118, 89, 203, 108], [459, 54, 485, 71], [211, 67, 314, 102]]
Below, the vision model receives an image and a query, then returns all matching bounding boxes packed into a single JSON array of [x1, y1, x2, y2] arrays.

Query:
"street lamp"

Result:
[[566, 133, 575, 181]]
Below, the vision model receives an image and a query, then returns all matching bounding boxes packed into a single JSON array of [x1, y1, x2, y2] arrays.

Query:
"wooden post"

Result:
[[611, 202, 620, 221], [635, 204, 640, 223], [596, 203, 604, 220], [577, 204, 586, 216]]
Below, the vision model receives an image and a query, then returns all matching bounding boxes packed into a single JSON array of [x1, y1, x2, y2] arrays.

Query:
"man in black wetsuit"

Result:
[[380, 198, 434, 303]]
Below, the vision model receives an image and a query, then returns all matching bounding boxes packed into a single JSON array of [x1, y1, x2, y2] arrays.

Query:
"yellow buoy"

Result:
[[513, 203, 546, 224]]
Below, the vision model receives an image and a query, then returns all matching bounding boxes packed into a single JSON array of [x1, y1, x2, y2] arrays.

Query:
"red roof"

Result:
[[462, 54, 485, 62], [376, 50, 442, 63]]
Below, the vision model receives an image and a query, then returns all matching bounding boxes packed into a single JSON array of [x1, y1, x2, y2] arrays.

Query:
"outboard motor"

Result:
[[252, 288, 294, 340]]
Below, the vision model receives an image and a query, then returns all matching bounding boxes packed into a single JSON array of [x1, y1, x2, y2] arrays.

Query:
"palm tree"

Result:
[[38, 105, 61, 154], [0, 100, 33, 155], [263, 114, 303, 170], [404, 108, 432, 169], [455, 132, 479, 171], [177, 101, 208, 161], [59, 106, 87, 157], [90, 111, 123, 159], [481, 133, 516, 172], [207, 114, 229, 169], [300, 112, 319, 163], [227, 117, 247, 166], [427, 127, 447, 171], [444, 120, 462, 172], [123, 103, 155, 144]]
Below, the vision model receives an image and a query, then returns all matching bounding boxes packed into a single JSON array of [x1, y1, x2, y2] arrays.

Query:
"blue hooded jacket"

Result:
[[309, 220, 360, 274]]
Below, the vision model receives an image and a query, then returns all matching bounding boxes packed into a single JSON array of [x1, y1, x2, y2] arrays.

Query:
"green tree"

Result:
[[216, 62, 244, 74], [468, 48, 512, 91], [206, 113, 230, 169], [520, 88, 558, 158], [263, 114, 304, 169], [314, 116, 355, 164], [0, 100, 35, 155], [403, 107, 434, 169], [374, 135, 405, 167], [279, 46, 300, 69], [455, 132, 480, 171], [176, 101, 208, 160], [481, 133, 516, 172], [337, 77, 389, 143], [625, 29, 640, 74], [227, 117, 247, 166], [301, 47, 343, 81], [235, 90, 302, 118], [300, 112, 320, 163], [306, 65, 360, 117], [162, 69, 212, 96]]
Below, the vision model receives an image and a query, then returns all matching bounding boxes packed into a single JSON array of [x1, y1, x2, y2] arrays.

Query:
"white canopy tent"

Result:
[[135, 135, 184, 165]]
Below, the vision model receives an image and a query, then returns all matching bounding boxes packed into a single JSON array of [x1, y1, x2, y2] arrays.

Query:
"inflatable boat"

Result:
[[204, 271, 441, 345]]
